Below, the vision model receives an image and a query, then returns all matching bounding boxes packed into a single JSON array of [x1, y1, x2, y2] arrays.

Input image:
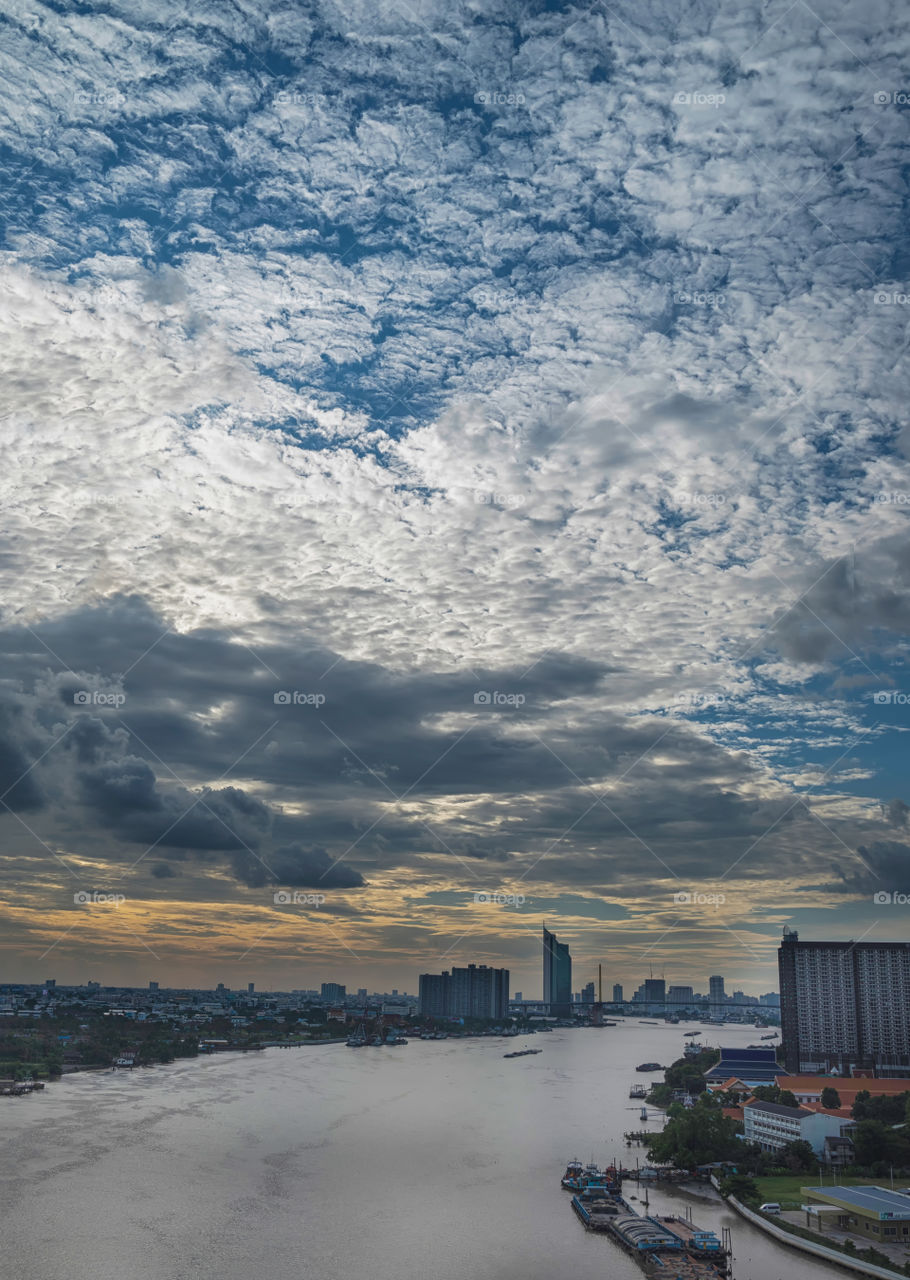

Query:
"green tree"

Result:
[[820, 1086, 841, 1109], [719, 1172, 759, 1204], [779, 1139, 817, 1172], [852, 1089, 872, 1119], [852, 1119, 898, 1167], [750, 1085, 783, 1103], [647, 1093, 742, 1169]]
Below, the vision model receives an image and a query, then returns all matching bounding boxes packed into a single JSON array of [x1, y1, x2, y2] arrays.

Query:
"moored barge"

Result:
[[565, 1168, 732, 1277]]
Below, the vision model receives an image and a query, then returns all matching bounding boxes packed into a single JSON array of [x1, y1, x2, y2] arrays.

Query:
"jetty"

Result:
[[566, 1169, 732, 1277], [0, 1079, 45, 1096]]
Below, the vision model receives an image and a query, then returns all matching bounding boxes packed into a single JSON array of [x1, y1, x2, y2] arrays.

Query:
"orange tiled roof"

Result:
[[777, 1075, 910, 1096]]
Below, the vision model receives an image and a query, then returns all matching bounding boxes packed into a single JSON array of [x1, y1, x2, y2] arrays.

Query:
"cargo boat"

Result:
[[636, 1062, 662, 1072], [629, 1084, 647, 1098], [560, 1160, 622, 1194], [566, 1170, 732, 1277]]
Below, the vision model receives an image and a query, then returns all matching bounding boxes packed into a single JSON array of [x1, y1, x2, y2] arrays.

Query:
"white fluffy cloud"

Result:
[[1, 0, 908, 984]]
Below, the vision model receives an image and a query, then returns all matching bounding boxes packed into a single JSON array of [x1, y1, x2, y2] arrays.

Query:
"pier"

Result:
[[566, 1170, 732, 1278]]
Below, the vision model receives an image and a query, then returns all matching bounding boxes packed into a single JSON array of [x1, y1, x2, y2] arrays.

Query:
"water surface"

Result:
[[2, 1021, 840, 1280]]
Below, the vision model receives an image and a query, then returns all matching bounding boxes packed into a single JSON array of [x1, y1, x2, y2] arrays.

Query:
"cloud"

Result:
[[1, 0, 909, 984]]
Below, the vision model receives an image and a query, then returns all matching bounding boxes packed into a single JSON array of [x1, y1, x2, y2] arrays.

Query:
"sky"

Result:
[[0, 0, 908, 997]]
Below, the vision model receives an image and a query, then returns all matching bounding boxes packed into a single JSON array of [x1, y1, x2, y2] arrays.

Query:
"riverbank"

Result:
[[722, 1186, 908, 1280]]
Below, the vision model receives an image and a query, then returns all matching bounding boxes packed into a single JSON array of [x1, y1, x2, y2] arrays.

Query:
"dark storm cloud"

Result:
[[821, 840, 910, 895], [882, 798, 909, 828], [0, 597, 867, 896], [769, 541, 910, 665], [233, 843, 365, 890]]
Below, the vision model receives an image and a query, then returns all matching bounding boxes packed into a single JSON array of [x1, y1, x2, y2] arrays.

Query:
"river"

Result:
[[1, 1020, 842, 1279]]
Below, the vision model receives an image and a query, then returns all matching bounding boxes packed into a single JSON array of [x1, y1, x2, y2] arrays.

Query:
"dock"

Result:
[[566, 1172, 732, 1277], [0, 1079, 45, 1096]]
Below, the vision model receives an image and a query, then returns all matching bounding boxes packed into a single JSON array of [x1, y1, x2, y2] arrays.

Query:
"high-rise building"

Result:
[[357, 988, 368, 1001], [418, 966, 509, 1019], [321, 982, 346, 1002], [418, 972, 449, 1017], [450, 965, 509, 1019], [45, 979, 56, 989], [643, 978, 666, 1012], [514, 991, 523, 1002], [543, 925, 572, 1016], [709, 975, 725, 1014], [612, 983, 623, 1003], [582, 981, 595, 1004], [668, 985, 694, 1005], [148, 981, 158, 992], [247, 982, 255, 995], [779, 927, 910, 1074]]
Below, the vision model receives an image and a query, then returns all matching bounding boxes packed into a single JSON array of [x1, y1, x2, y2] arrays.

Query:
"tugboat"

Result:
[[561, 1159, 585, 1190], [346, 1023, 367, 1047]]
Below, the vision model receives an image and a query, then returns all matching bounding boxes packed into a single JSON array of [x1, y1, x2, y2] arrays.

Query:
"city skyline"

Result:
[[1, 915, 895, 998], [2, 3, 909, 994]]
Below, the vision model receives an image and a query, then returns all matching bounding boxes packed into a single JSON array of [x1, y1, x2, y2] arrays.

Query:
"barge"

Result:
[[566, 1169, 732, 1277]]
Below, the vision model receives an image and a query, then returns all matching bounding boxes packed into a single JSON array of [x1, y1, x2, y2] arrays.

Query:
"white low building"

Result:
[[743, 1099, 852, 1155]]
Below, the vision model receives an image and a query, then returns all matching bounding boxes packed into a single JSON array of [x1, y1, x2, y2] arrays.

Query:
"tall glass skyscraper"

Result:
[[542, 925, 572, 1017]]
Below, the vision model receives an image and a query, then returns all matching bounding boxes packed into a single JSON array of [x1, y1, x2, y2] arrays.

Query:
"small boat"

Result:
[[636, 1062, 662, 1072], [629, 1084, 647, 1099], [761, 1032, 778, 1040], [561, 1159, 585, 1190], [683, 1030, 701, 1037]]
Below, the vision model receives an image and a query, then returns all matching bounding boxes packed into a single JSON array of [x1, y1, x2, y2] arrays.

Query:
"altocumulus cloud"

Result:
[[0, 0, 908, 979]]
